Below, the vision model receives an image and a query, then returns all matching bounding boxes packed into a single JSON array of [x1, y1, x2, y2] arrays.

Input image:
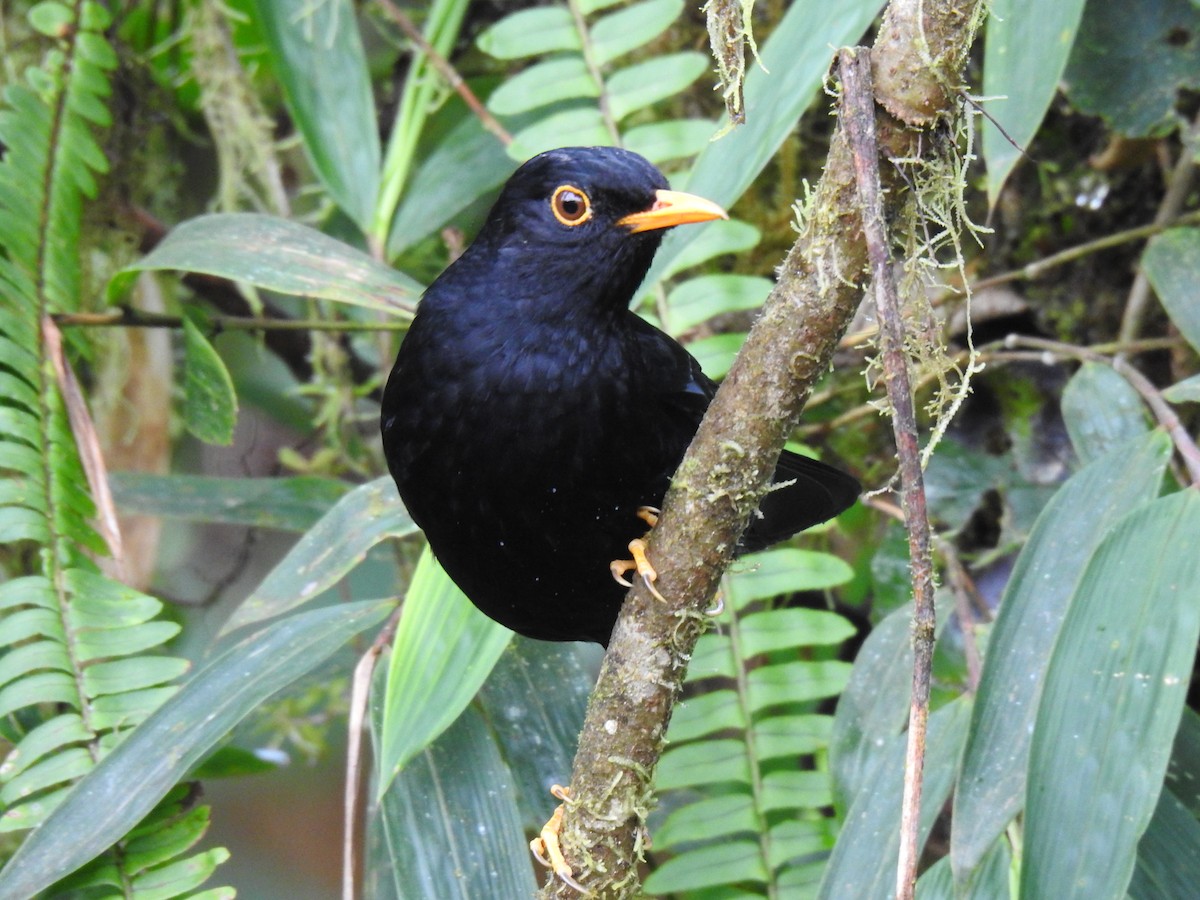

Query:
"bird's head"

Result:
[[463, 146, 727, 314]]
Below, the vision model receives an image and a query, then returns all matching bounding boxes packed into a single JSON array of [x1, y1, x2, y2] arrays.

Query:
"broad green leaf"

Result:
[[666, 689, 745, 742], [387, 107, 515, 256], [1143, 227, 1200, 355], [371, 703, 536, 899], [74, 620, 181, 663], [830, 592, 954, 808], [643, 840, 767, 894], [752, 714, 833, 760], [377, 549, 512, 795], [111, 214, 419, 317], [951, 432, 1171, 880], [182, 317, 237, 446], [249, 0, 380, 229], [222, 477, 415, 633], [667, 274, 772, 332], [110, 473, 349, 531], [646, 0, 880, 284], [746, 660, 851, 711], [1022, 489, 1200, 898], [736, 609, 856, 655], [0, 600, 393, 898], [1167, 707, 1200, 817], [686, 332, 746, 380], [1163, 373, 1200, 404], [475, 6, 578, 59], [475, 637, 595, 829], [624, 119, 714, 166], [656, 739, 751, 790], [760, 770, 832, 811], [1129, 787, 1200, 900], [1061, 361, 1148, 463], [653, 793, 756, 850], [486, 57, 597, 116], [728, 548, 855, 609], [0, 714, 89, 782], [507, 107, 611, 162], [982, 0, 1088, 203], [818, 698, 972, 899], [591, 0, 683, 66], [607, 53, 708, 120], [660, 218, 761, 280], [1063, 0, 1200, 138], [81, 656, 190, 696]]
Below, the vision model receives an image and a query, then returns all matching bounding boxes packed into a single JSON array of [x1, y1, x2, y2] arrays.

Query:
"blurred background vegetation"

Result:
[[1, 0, 1199, 897]]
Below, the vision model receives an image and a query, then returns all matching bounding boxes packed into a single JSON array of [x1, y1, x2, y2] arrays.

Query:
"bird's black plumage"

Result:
[[381, 147, 858, 645]]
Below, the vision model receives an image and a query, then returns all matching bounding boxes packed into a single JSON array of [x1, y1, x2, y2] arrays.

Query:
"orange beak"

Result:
[[617, 189, 728, 233]]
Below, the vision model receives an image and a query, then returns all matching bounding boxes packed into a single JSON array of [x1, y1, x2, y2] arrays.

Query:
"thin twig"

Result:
[[372, 0, 512, 146], [1117, 112, 1200, 350], [970, 209, 1200, 293], [839, 48, 936, 900], [343, 605, 404, 900], [997, 335, 1200, 486], [53, 308, 409, 333]]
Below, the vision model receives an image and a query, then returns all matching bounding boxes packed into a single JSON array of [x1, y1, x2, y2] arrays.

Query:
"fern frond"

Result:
[[0, 3, 229, 894], [646, 547, 855, 898], [477, 0, 713, 165]]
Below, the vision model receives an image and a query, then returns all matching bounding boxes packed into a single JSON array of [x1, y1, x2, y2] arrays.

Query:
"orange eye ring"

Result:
[[551, 185, 592, 227]]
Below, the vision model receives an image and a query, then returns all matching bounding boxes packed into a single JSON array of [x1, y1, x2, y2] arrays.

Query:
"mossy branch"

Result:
[[538, 0, 987, 896]]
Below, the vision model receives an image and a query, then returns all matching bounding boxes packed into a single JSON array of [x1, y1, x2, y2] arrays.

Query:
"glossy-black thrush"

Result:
[[381, 146, 859, 646]]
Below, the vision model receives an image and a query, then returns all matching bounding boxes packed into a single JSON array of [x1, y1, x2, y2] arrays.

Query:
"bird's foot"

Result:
[[610, 507, 666, 602], [610, 538, 666, 602], [530, 785, 592, 896]]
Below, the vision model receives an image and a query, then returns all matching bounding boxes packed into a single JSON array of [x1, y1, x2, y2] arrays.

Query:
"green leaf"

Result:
[[951, 432, 1172, 880], [818, 698, 972, 899], [1061, 361, 1148, 463], [181, 317, 237, 446], [0, 600, 393, 898], [1129, 787, 1200, 900], [654, 793, 756, 849], [111, 213, 419, 317], [623, 119, 714, 166], [387, 108, 515, 256], [660, 218, 761, 280], [590, 0, 683, 66], [110, 473, 349, 531], [377, 549, 512, 795], [1163, 373, 1200, 404], [982, 0, 1088, 202], [507, 107, 611, 162], [686, 332, 745, 380], [370, 703, 536, 898], [249, 0, 380, 229], [646, 0, 880, 284], [1063, 0, 1200, 137], [1022, 489, 1200, 898], [666, 689, 745, 742], [656, 739, 751, 790], [644, 840, 767, 894], [486, 57, 597, 116], [476, 6, 579, 59], [222, 476, 417, 632], [475, 637, 595, 828], [1143, 227, 1200, 355], [607, 52, 708, 120], [667, 274, 772, 332], [728, 548, 855, 608], [746, 660, 851, 711]]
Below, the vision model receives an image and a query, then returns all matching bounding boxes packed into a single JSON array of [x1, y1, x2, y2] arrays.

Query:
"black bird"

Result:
[[381, 147, 858, 646]]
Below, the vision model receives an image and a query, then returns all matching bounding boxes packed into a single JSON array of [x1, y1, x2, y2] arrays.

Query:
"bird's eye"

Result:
[[551, 185, 592, 227]]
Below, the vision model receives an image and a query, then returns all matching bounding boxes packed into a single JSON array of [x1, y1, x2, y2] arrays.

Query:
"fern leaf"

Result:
[[0, 2, 230, 894], [646, 546, 856, 898]]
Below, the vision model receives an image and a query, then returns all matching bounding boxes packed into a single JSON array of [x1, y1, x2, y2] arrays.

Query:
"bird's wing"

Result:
[[627, 314, 858, 547]]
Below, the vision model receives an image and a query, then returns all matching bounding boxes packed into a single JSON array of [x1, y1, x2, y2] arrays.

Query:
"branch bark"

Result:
[[539, 1, 985, 896]]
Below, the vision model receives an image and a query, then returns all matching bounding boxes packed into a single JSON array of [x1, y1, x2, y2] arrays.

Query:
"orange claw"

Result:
[[530, 785, 592, 895], [609, 507, 666, 602]]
